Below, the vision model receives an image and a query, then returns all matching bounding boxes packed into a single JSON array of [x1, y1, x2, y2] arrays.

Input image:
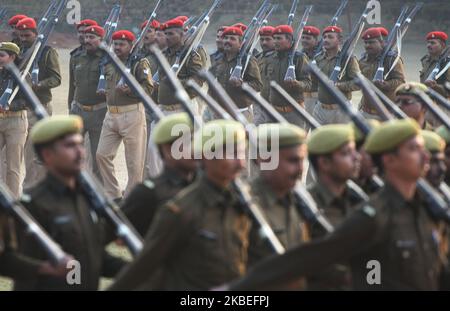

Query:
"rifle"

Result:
[[329, 5, 370, 82], [426, 87, 450, 112], [0, 0, 67, 110], [0, 182, 68, 265], [153, 45, 286, 253], [0, 8, 8, 27], [5, 62, 144, 255], [287, 0, 299, 26], [354, 72, 450, 224], [38, 0, 57, 33], [229, 0, 271, 80], [96, 4, 122, 93], [284, 5, 313, 81], [313, 0, 349, 58], [425, 48, 450, 82], [117, 0, 164, 87]]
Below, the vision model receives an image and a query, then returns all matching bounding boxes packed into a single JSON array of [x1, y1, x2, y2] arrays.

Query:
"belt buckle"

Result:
[[110, 106, 119, 114], [82, 105, 93, 112]]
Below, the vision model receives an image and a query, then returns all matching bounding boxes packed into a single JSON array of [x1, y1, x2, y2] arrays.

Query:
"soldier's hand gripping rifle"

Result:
[[283, 5, 313, 81], [312, 0, 348, 59], [228, 0, 271, 81], [0, 0, 67, 110], [0, 182, 69, 265], [96, 4, 122, 94], [355, 72, 450, 224], [329, 5, 370, 83], [151, 44, 286, 254], [117, 0, 164, 87], [6, 62, 144, 255], [425, 49, 450, 83]]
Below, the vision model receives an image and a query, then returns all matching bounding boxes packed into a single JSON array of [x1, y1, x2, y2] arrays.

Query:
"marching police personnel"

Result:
[[228, 119, 443, 291], [312, 26, 360, 125], [247, 123, 309, 290], [15, 116, 126, 290], [301, 26, 321, 115], [7, 14, 27, 46], [306, 124, 361, 290], [421, 31, 450, 97], [210, 26, 226, 68], [359, 27, 406, 120], [16, 17, 62, 189], [109, 120, 252, 290], [264, 25, 312, 127], [254, 26, 275, 124], [120, 113, 197, 236], [157, 18, 205, 114], [209, 26, 263, 122], [96, 30, 153, 202], [69, 25, 107, 182], [68, 19, 98, 109], [0, 42, 28, 198], [395, 82, 430, 129]]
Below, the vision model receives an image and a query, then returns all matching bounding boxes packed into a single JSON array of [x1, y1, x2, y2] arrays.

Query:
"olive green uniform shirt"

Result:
[[109, 175, 252, 291]]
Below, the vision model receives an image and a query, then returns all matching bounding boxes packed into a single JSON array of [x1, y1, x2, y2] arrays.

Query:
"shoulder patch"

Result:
[[143, 179, 155, 189], [362, 204, 376, 218]]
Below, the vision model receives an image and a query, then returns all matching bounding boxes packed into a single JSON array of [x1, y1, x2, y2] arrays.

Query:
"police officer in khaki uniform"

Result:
[[157, 18, 205, 114], [359, 27, 406, 120], [312, 26, 360, 125], [7, 14, 27, 47], [0, 42, 28, 198], [109, 120, 252, 290], [306, 124, 362, 290], [16, 17, 62, 189], [228, 119, 444, 291], [69, 25, 107, 183], [96, 30, 153, 202], [15, 115, 126, 290], [210, 26, 226, 68], [248, 123, 309, 290], [264, 25, 312, 128], [210, 26, 263, 122], [120, 113, 197, 236], [436, 125, 450, 185], [253, 26, 276, 124], [420, 31, 450, 127], [68, 19, 98, 109], [301, 26, 321, 115]]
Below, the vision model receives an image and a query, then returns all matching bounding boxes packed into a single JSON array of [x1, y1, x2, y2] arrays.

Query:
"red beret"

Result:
[[164, 18, 184, 29], [362, 28, 383, 40], [426, 31, 448, 42], [140, 19, 160, 30], [8, 14, 28, 26], [274, 25, 294, 35], [222, 26, 244, 37], [259, 26, 275, 37], [377, 27, 389, 37], [84, 25, 105, 37], [323, 26, 342, 34], [16, 17, 37, 30], [112, 30, 136, 42], [76, 19, 98, 29], [232, 23, 247, 32], [176, 16, 189, 22], [303, 26, 320, 36]]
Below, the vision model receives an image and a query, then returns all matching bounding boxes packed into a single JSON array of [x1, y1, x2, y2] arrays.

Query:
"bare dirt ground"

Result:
[[0, 41, 427, 290]]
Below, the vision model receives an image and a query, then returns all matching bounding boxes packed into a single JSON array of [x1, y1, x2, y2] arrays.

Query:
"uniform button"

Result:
[[402, 250, 410, 259]]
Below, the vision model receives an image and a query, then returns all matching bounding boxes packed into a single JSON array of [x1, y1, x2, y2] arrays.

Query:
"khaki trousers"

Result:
[[96, 104, 147, 199], [0, 111, 28, 198], [23, 104, 53, 190]]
